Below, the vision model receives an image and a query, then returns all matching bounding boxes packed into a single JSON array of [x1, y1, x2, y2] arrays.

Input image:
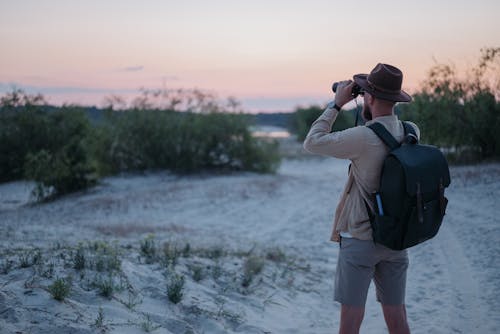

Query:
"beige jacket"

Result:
[[303, 107, 420, 242]]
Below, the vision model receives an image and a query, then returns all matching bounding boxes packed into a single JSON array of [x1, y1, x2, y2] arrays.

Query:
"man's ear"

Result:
[[366, 94, 374, 105]]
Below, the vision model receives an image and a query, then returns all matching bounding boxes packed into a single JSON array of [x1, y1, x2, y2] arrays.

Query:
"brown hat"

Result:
[[353, 63, 412, 102]]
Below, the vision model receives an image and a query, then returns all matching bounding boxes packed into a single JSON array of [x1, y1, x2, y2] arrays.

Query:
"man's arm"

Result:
[[303, 80, 366, 160], [302, 104, 365, 160]]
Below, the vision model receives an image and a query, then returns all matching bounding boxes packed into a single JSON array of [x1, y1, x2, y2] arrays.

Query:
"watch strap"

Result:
[[327, 101, 341, 111]]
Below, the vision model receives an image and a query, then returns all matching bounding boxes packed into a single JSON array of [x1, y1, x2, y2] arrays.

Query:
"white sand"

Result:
[[0, 153, 499, 333]]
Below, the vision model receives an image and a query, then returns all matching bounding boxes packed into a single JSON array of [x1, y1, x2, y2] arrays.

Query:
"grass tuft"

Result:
[[0, 259, 14, 274], [92, 242, 121, 272], [266, 247, 287, 263], [48, 277, 71, 301], [140, 234, 157, 264], [167, 274, 185, 304], [161, 242, 181, 268], [140, 314, 161, 332], [191, 265, 204, 282], [73, 247, 86, 270], [93, 306, 105, 329], [94, 276, 116, 299], [242, 256, 265, 288]]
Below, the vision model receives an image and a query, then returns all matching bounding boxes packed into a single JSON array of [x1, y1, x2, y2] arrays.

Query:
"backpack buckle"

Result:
[[405, 133, 418, 145]]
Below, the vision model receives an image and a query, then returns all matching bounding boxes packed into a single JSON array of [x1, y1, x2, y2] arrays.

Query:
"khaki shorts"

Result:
[[334, 237, 409, 306]]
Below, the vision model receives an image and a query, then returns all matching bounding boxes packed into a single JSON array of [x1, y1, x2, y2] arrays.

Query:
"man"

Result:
[[303, 63, 418, 334]]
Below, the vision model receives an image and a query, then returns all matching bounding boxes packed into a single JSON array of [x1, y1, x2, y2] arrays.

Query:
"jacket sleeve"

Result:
[[303, 107, 366, 160]]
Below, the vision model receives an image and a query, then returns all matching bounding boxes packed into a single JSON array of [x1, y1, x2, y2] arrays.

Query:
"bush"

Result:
[[0, 94, 97, 199], [73, 247, 86, 271], [91, 243, 121, 273], [162, 242, 181, 268], [242, 256, 265, 287], [94, 276, 115, 299], [140, 234, 157, 264], [23, 108, 97, 200], [94, 110, 280, 174], [167, 274, 185, 304], [400, 47, 500, 161], [1, 89, 281, 199], [48, 277, 71, 301], [191, 265, 204, 282], [0, 103, 49, 182], [290, 105, 357, 142]]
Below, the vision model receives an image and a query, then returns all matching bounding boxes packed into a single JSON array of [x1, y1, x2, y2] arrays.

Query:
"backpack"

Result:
[[366, 121, 451, 250]]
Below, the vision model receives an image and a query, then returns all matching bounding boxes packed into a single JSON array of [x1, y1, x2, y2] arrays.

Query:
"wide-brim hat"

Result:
[[353, 63, 412, 102]]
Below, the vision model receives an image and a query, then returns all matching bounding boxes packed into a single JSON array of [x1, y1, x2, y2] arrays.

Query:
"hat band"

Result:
[[367, 78, 401, 94]]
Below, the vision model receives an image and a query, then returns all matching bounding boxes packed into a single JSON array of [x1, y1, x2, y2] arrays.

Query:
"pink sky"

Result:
[[1, 0, 499, 111]]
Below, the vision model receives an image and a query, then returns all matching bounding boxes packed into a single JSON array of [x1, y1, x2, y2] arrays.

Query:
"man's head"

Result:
[[361, 92, 399, 121], [353, 63, 411, 120]]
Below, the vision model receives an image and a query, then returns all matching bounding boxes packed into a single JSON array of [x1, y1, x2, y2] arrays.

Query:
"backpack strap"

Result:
[[367, 123, 400, 150], [402, 121, 419, 144], [402, 121, 416, 136]]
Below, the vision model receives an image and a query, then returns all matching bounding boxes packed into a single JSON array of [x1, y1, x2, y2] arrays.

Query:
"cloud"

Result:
[[121, 66, 144, 72], [159, 75, 179, 81], [0, 82, 137, 95], [241, 95, 328, 112]]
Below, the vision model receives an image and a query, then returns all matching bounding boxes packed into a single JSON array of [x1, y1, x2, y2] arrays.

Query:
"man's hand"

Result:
[[334, 80, 355, 108]]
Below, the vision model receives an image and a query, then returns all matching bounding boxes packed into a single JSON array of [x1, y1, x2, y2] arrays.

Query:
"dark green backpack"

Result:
[[366, 122, 451, 250]]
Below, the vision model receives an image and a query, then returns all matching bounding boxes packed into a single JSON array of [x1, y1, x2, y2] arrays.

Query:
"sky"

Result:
[[1, 0, 499, 112]]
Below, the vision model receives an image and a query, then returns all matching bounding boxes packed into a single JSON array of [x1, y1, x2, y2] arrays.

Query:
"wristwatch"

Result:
[[327, 101, 342, 111]]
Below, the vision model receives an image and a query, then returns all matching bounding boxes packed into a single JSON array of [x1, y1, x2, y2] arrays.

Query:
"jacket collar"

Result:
[[365, 115, 398, 126]]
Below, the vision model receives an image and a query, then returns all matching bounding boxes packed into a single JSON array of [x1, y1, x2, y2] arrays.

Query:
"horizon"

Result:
[[1, 0, 499, 112]]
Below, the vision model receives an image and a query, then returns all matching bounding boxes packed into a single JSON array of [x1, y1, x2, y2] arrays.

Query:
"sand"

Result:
[[1, 154, 499, 333]]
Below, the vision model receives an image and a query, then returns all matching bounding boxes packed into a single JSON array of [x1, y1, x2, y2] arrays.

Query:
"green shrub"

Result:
[[400, 47, 500, 161], [73, 247, 86, 270], [290, 105, 357, 142], [48, 277, 71, 301], [161, 242, 181, 268], [141, 314, 160, 333], [1, 89, 281, 193], [289, 106, 322, 142], [93, 109, 179, 173], [0, 96, 97, 200], [265, 247, 286, 263], [211, 262, 223, 280], [93, 307, 105, 329], [19, 251, 33, 268], [91, 242, 121, 273], [191, 265, 204, 282], [206, 246, 224, 259], [94, 276, 115, 299], [0, 105, 49, 182], [242, 256, 265, 287], [182, 243, 191, 257], [140, 235, 157, 264], [93, 110, 280, 174], [167, 274, 185, 304], [0, 259, 14, 274], [18, 249, 42, 268], [23, 108, 97, 200]]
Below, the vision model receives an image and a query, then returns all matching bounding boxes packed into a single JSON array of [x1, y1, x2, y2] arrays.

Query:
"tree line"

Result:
[[399, 47, 500, 162], [0, 89, 280, 201]]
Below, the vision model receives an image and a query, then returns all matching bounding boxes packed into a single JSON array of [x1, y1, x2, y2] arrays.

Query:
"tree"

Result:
[[400, 47, 500, 161]]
